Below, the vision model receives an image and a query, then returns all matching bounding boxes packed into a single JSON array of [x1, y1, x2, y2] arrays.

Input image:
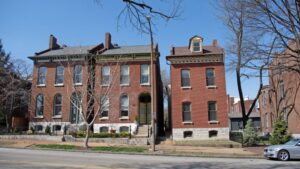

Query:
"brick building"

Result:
[[227, 96, 261, 131], [259, 40, 300, 137], [28, 33, 164, 136], [166, 35, 229, 140]]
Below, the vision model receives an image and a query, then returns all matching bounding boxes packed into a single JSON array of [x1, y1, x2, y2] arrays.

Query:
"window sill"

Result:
[[206, 85, 217, 89], [119, 117, 129, 120], [100, 117, 109, 120], [140, 83, 150, 86], [208, 120, 219, 124], [52, 116, 62, 119], [34, 116, 44, 119], [36, 84, 46, 87], [74, 83, 83, 86], [101, 84, 109, 87], [182, 121, 193, 125], [120, 84, 130, 87], [54, 84, 64, 87], [181, 86, 192, 89]]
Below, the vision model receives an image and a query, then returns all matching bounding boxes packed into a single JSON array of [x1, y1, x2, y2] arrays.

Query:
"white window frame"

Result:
[[120, 94, 129, 118], [140, 64, 150, 85], [55, 66, 64, 85], [73, 65, 82, 85], [37, 67, 47, 86], [101, 66, 110, 86], [120, 65, 130, 85]]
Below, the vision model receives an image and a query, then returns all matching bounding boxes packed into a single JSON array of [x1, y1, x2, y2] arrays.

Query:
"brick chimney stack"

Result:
[[212, 39, 218, 46], [170, 46, 175, 55], [105, 32, 112, 49], [49, 34, 60, 50]]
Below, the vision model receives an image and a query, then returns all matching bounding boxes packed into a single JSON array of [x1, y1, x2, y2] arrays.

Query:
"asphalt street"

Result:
[[0, 148, 299, 169]]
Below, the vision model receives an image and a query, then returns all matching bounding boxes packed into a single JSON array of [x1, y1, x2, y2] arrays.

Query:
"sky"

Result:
[[0, 0, 264, 99]]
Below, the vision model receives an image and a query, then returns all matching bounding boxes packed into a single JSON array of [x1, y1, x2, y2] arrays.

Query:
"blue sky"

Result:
[[0, 0, 263, 98]]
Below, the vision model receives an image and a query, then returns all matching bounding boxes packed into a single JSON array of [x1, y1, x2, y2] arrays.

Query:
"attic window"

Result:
[[193, 42, 200, 52]]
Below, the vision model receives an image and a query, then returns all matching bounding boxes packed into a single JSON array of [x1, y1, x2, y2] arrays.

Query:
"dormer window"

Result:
[[189, 35, 203, 52], [193, 42, 200, 52]]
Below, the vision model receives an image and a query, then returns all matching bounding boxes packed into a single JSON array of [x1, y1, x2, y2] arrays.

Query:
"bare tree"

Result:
[[218, 0, 269, 128]]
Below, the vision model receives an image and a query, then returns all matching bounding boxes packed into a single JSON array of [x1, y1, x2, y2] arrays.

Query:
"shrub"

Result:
[[120, 132, 130, 138], [45, 126, 51, 135], [76, 131, 86, 138], [92, 132, 110, 138], [270, 119, 292, 145], [78, 124, 87, 132], [243, 119, 258, 146], [230, 131, 243, 143]]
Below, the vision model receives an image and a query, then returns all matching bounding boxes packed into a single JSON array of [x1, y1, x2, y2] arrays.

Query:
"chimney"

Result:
[[170, 46, 175, 55], [49, 34, 59, 50], [212, 39, 218, 46], [105, 32, 112, 49]]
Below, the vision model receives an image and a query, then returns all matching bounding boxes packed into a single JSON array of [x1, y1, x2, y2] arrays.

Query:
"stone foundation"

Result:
[[93, 123, 137, 134], [172, 127, 229, 140]]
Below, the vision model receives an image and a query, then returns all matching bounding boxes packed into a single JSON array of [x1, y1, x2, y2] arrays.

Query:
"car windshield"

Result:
[[284, 139, 300, 145]]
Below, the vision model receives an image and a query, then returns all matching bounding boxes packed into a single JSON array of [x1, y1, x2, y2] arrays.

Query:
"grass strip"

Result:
[[34, 144, 78, 150], [91, 146, 145, 153]]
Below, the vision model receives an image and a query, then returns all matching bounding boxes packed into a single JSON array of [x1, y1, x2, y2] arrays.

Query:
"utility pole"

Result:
[[146, 16, 155, 152]]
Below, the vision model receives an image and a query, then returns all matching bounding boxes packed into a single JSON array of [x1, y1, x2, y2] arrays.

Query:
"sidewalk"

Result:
[[0, 139, 264, 158]]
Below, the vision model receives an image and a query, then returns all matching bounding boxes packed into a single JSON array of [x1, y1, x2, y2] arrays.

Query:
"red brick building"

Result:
[[166, 35, 229, 140], [28, 33, 164, 136], [259, 40, 300, 137]]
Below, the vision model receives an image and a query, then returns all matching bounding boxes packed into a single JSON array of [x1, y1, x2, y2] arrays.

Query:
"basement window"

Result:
[[119, 126, 129, 133], [209, 130, 218, 138], [34, 125, 43, 131], [53, 125, 61, 131], [183, 131, 193, 138]]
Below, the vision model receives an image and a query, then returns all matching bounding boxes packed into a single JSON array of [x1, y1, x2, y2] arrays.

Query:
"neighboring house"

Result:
[[166, 35, 229, 140], [227, 96, 261, 131], [28, 33, 164, 136], [258, 86, 274, 135], [259, 40, 300, 137]]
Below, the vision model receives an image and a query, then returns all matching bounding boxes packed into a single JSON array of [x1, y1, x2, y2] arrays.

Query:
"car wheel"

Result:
[[277, 150, 290, 161]]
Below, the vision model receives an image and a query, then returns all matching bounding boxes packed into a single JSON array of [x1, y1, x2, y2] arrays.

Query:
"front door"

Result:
[[139, 102, 151, 125]]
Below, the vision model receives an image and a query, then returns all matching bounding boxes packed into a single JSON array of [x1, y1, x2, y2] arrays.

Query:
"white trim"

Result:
[[181, 86, 192, 89], [74, 83, 83, 86], [36, 84, 46, 87], [54, 84, 64, 87], [119, 116, 129, 120], [206, 85, 217, 89]]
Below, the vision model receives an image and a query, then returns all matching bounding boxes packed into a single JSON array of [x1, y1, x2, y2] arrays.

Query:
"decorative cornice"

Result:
[[167, 55, 224, 64]]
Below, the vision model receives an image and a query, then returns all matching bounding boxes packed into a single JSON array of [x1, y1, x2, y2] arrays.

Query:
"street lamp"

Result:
[[146, 16, 155, 152]]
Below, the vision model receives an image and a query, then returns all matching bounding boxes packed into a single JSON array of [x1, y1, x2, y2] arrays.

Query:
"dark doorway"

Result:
[[139, 93, 151, 125]]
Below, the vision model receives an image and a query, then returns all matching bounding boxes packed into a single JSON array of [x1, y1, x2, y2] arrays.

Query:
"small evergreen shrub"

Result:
[[45, 126, 51, 135], [270, 120, 292, 145], [243, 119, 258, 146]]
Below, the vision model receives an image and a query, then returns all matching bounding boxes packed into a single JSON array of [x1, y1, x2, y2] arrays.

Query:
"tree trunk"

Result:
[[84, 125, 90, 149]]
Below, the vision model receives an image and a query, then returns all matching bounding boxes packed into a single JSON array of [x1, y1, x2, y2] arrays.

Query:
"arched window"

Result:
[[36, 94, 44, 117], [120, 94, 129, 117], [70, 92, 82, 124], [53, 94, 62, 116], [119, 126, 129, 133], [55, 66, 64, 84], [99, 126, 109, 133], [38, 67, 47, 85]]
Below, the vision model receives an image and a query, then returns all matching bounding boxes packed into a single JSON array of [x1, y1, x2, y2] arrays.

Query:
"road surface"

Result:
[[0, 148, 299, 169]]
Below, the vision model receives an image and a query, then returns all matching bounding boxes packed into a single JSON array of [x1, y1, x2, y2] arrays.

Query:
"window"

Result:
[[53, 125, 61, 131], [55, 66, 64, 84], [264, 113, 269, 129], [119, 126, 129, 133], [38, 67, 47, 85], [120, 65, 130, 85], [182, 102, 191, 122], [140, 64, 149, 84], [100, 96, 109, 118], [206, 68, 215, 86], [34, 125, 43, 131], [183, 131, 193, 138], [181, 69, 190, 87], [280, 80, 285, 98], [208, 101, 217, 121], [70, 92, 82, 124], [101, 66, 110, 85], [35, 94, 44, 117], [193, 42, 200, 52], [209, 130, 218, 138], [73, 65, 82, 84], [53, 94, 62, 117], [100, 126, 109, 133], [120, 94, 129, 117]]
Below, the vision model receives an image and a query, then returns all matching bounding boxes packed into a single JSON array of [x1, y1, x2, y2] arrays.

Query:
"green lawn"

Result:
[[175, 139, 241, 147], [34, 144, 78, 150]]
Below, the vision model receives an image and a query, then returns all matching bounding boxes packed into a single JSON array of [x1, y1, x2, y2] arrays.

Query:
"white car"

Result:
[[264, 138, 300, 161]]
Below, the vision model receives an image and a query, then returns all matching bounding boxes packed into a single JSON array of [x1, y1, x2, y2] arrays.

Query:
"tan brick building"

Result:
[[28, 33, 164, 136], [259, 40, 300, 137], [166, 35, 229, 140]]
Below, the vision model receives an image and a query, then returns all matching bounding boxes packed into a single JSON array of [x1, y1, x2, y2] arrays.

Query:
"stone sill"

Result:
[[119, 117, 129, 120], [36, 84, 46, 87], [34, 116, 44, 119], [120, 84, 130, 87], [182, 121, 193, 125], [206, 85, 217, 89], [181, 86, 192, 90], [52, 116, 62, 119], [208, 121, 220, 124], [140, 83, 150, 86], [54, 84, 64, 87], [100, 117, 109, 121]]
